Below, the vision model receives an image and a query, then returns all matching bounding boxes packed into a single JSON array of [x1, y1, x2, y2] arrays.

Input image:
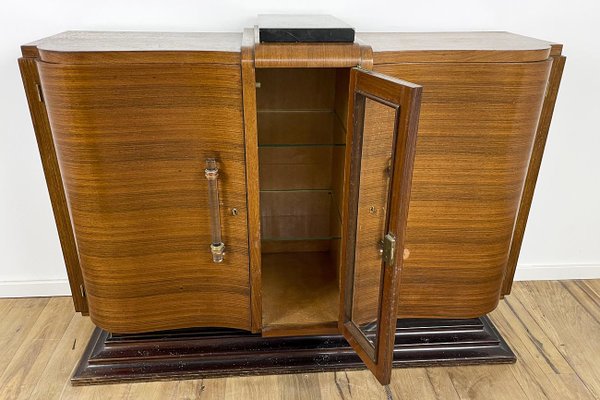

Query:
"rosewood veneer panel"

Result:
[[37, 62, 251, 333], [374, 61, 552, 318]]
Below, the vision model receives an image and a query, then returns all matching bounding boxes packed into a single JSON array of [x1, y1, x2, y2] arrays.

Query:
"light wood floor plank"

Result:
[[445, 364, 531, 400], [513, 281, 600, 398], [0, 280, 598, 400], [0, 297, 49, 377], [223, 374, 284, 399], [424, 367, 461, 400], [275, 373, 323, 400], [175, 378, 226, 400], [125, 381, 180, 400], [564, 281, 600, 322], [491, 300, 593, 399], [389, 368, 440, 399], [60, 383, 131, 400], [318, 370, 389, 399], [29, 312, 96, 400], [581, 279, 600, 298], [0, 297, 72, 400], [0, 298, 14, 318]]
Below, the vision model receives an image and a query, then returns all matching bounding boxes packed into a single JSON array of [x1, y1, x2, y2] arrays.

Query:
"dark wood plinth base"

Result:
[[72, 316, 515, 385]]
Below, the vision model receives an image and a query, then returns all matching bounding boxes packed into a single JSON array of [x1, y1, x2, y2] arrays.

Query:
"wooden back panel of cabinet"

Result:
[[372, 61, 552, 318], [37, 61, 251, 333]]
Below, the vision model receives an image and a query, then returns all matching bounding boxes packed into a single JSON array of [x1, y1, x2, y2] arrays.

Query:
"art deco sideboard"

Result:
[[19, 23, 565, 385]]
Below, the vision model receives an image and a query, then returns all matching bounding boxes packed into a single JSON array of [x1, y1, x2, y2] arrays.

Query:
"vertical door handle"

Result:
[[205, 158, 225, 263]]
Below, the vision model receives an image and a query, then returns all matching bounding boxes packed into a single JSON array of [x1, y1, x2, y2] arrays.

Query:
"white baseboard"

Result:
[[513, 263, 600, 281], [0, 264, 599, 298], [0, 279, 71, 298]]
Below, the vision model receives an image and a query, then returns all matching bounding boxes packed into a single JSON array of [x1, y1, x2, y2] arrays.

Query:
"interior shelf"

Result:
[[260, 190, 341, 241], [259, 145, 345, 191], [257, 68, 349, 336], [259, 143, 345, 148], [257, 110, 346, 147], [262, 252, 339, 328]]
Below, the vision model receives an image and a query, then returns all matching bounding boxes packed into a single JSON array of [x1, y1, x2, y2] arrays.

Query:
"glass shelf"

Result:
[[259, 143, 345, 148], [259, 145, 345, 191], [257, 110, 346, 147], [260, 190, 342, 241]]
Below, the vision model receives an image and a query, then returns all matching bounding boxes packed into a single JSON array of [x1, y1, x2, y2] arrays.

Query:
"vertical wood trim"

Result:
[[502, 52, 566, 295], [340, 69, 422, 384], [359, 44, 374, 69], [241, 30, 262, 332], [17, 57, 88, 314]]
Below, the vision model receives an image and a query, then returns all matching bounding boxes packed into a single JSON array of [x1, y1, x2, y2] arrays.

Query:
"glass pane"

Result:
[[258, 111, 346, 146], [260, 190, 342, 241], [350, 95, 397, 349]]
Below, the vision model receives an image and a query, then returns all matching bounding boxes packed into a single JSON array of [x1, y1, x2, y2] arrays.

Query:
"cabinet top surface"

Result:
[[357, 32, 552, 52], [357, 32, 557, 63], [24, 31, 243, 54], [22, 30, 558, 64]]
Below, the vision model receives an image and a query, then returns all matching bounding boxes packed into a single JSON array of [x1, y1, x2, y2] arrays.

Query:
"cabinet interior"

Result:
[[256, 68, 350, 333]]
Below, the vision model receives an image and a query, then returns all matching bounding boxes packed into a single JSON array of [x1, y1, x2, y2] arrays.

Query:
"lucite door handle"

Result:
[[205, 158, 225, 263]]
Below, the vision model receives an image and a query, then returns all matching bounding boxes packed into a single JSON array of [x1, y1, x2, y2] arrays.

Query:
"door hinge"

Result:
[[79, 283, 86, 298], [382, 233, 396, 265], [35, 83, 44, 103]]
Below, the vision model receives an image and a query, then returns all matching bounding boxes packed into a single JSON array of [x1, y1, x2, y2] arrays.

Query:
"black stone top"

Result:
[[258, 14, 355, 43]]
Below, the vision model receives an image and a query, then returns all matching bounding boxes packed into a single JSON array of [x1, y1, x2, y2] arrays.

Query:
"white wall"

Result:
[[1, 0, 599, 296]]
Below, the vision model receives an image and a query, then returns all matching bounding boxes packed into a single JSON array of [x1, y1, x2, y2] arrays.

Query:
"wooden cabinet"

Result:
[[36, 61, 252, 333], [379, 61, 552, 319], [19, 28, 564, 385]]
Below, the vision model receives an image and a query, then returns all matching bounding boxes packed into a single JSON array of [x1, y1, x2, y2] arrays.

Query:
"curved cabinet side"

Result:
[[37, 61, 251, 333], [374, 60, 552, 318], [18, 57, 88, 313]]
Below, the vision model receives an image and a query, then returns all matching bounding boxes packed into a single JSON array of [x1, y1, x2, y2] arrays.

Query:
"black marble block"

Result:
[[258, 14, 355, 43]]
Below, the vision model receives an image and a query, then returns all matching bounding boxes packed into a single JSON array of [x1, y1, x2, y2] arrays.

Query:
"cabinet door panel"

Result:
[[340, 68, 421, 384], [374, 61, 551, 318], [38, 62, 251, 333]]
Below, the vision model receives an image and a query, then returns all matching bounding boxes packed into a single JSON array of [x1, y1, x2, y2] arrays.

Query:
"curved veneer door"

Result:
[[374, 60, 552, 318], [37, 61, 251, 333]]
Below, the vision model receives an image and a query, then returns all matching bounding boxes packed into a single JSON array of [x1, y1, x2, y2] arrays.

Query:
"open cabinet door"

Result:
[[340, 68, 422, 384]]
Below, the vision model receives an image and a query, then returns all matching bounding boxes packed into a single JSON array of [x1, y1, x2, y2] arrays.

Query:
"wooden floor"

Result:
[[0, 280, 599, 399]]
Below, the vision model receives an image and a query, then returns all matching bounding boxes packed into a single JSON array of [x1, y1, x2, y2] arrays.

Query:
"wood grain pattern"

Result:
[[254, 67, 348, 335], [256, 68, 337, 110], [516, 281, 600, 398], [349, 98, 396, 323], [261, 252, 339, 334], [254, 22, 365, 69], [503, 53, 566, 295], [29, 312, 96, 399], [37, 61, 251, 333], [0, 298, 50, 378], [18, 58, 88, 313], [255, 42, 364, 68], [257, 111, 345, 145], [21, 30, 564, 348], [340, 69, 422, 384], [372, 61, 552, 319], [0, 298, 74, 400], [258, 147, 336, 190], [26, 31, 242, 64], [2, 280, 599, 399], [242, 28, 263, 333], [358, 31, 552, 63], [26, 31, 551, 64]]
